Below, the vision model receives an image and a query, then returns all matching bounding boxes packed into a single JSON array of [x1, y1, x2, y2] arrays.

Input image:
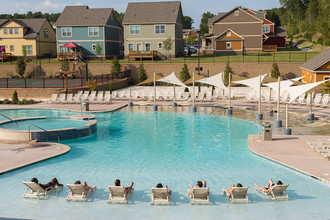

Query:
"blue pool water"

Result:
[[0, 108, 329, 219], [0, 118, 89, 130]]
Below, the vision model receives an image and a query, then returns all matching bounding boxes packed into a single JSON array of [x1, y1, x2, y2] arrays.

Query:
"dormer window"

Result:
[[235, 10, 239, 16], [226, 31, 231, 37]]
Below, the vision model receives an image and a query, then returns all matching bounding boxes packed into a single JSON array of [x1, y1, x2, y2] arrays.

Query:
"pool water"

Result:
[[0, 108, 329, 220], [0, 118, 89, 130]]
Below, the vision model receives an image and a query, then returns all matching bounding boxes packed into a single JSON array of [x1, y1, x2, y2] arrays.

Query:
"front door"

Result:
[[137, 44, 142, 51]]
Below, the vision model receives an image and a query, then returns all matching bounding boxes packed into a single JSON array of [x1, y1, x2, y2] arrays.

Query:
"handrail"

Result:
[[0, 113, 18, 128], [28, 124, 60, 143]]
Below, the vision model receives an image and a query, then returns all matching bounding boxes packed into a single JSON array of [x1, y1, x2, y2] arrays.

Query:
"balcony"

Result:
[[128, 50, 157, 61], [57, 52, 86, 61]]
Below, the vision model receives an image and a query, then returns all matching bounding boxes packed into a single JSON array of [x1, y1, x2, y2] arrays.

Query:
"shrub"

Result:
[[111, 56, 121, 78], [180, 63, 190, 82], [271, 63, 280, 79], [12, 90, 18, 104], [28, 99, 34, 104], [109, 83, 113, 94], [16, 57, 26, 78], [138, 63, 147, 82], [60, 57, 70, 71], [22, 99, 28, 104], [184, 87, 189, 92], [224, 62, 234, 85], [87, 79, 97, 91], [3, 99, 9, 104]]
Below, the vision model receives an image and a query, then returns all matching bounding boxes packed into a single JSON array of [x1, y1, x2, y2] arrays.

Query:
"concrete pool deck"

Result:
[[0, 141, 70, 174], [248, 135, 330, 184]]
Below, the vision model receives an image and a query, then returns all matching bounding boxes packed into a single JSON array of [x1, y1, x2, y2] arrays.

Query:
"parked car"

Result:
[[189, 46, 197, 53]]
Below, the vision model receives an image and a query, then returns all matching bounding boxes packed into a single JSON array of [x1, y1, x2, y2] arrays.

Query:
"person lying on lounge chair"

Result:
[[31, 177, 63, 190], [115, 179, 134, 194], [189, 180, 207, 195], [254, 178, 282, 193], [151, 183, 172, 195], [225, 183, 243, 195], [74, 180, 97, 191]]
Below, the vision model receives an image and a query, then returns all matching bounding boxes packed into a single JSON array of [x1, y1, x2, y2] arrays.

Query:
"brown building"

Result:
[[300, 49, 330, 83]]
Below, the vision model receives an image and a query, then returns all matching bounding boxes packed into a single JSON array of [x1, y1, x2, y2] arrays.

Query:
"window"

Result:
[[92, 44, 96, 51], [88, 27, 99, 37], [14, 28, 18, 35], [62, 27, 72, 37], [155, 25, 165, 34], [158, 43, 162, 49], [9, 28, 13, 34], [10, 45, 14, 52], [226, 42, 231, 49], [263, 26, 270, 33], [43, 29, 48, 38], [235, 10, 239, 16], [145, 43, 150, 51], [128, 44, 133, 51], [3, 28, 7, 34], [25, 45, 32, 54], [324, 76, 330, 81], [226, 31, 231, 37], [137, 44, 142, 51], [129, 26, 140, 35]]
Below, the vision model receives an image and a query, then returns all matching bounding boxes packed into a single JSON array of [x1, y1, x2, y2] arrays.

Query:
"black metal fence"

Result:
[[0, 72, 129, 88]]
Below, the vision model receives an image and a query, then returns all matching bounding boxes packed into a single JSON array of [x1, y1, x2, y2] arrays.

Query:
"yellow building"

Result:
[[301, 49, 330, 83], [0, 18, 56, 58]]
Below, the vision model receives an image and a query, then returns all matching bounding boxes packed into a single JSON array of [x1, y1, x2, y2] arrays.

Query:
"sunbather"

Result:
[[152, 183, 172, 195], [115, 179, 134, 194], [254, 178, 282, 193], [31, 177, 63, 190], [225, 183, 243, 195], [189, 180, 207, 194], [74, 180, 96, 191]]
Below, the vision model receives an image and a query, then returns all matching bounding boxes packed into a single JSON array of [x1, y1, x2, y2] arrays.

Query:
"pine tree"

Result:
[[180, 63, 190, 82], [138, 63, 147, 82], [271, 63, 280, 79], [224, 62, 234, 85], [16, 57, 26, 78], [111, 56, 121, 78], [60, 57, 70, 71]]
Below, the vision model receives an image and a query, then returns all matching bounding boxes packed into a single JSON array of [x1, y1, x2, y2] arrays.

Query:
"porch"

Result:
[[0, 53, 11, 62], [128, 50, 158, 61]]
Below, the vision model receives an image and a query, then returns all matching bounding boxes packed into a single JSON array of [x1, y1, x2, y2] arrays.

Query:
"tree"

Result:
[[163, 37, 174, 60], [183, 16, 194, 29], [224, 62, 234, 86], [111, 56, 121, 78], [95, 43, 103, 60], [114, 11, 125, 24], [22, 46, 27, 58], [271, 63, 281, 79], [138, 63, 147, 83], [180, 63, 190, 82], [200, 12, 215, 36], [12, 90, 18, 104], [87, 79, 97, 91], [60, 57, 70, 71], [16, 57, 26, 78]]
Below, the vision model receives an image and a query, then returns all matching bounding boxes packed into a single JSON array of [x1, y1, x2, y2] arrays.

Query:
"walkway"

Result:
[[248, 134, 330, 184]]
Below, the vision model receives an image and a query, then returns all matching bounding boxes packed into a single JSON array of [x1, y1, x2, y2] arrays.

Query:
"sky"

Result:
[[0, 0, 281, 27]]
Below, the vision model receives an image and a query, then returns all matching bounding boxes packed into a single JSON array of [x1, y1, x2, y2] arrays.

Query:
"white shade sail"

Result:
[[286, 80, 328, 103], [156, 72, 187, 87], [233, 73, 268, 92], [263, 80, 294, 98], [196, 72, 227, 90], [291, 76, 304, 82]]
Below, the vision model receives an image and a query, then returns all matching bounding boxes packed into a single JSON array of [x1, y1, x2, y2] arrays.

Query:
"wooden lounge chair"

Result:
[[256, 184, 289, 200], [223, 187, 249, 203], [188, 188, 211, 204], [66, 184, 95, 201], [150, 188, 171, 205], [22, 181, 55, 199], [107, 186, 132, 203]]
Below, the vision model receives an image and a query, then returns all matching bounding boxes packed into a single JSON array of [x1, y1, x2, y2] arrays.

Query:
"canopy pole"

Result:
[[129, 86, 131, 102], [269, 87, 272, 110], [173, 84, 176, 102], [310, 74, 313, 114], [228, 72, 231, 109], [154, 72, 156, 106], [277, 76, 280, 121], [258, 74, 261, 114], [193, 72, 195, 107], [285, 104, 289, 129]]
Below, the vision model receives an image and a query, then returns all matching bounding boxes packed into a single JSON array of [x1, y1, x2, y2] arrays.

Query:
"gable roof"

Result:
[[208, 13, 226, 26], [0, 19, 9, 26], [122, 1, 183, 25], [0, 18, 48, 39], [210, 7, 263, 26], [215, 29, 245, 40], [300, 49, 330, 71], [55, 6, 115, 27]]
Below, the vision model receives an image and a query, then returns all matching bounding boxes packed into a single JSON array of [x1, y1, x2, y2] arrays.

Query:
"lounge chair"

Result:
[[204, 92, 212, 102], [22, 181, 55, 199], [320, 94, 329, 108], [103, 91, 111, 103], [72, 93, 82, 103], [111, 91, 118, 99], [107, 186, 132, 203], [88, 93, 96, 103], [64, 94, 73, 104], [188, 188, 211, 204], [223, 187, 249, 203], [66, 184, 95, 201], [151, 188, 171, 205], [49, 94, 57, 103], [94, 92, 104, 103], [256, 184, 289, 200], [196, 92, 205, 102], [55, 94, 66, 104]]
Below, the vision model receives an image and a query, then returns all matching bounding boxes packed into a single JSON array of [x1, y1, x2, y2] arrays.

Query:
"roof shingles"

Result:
[[300, 49, 330, 71]]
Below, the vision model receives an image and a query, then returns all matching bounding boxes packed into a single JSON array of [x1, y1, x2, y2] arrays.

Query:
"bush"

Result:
[[12, 90, 18, 104], [180, 63, 190, 82], [138, 63, 147, 83], [16, 57, 26, 78], [28, 99, 34, 104], [184, 87, 189, 92], [22, 99, 28, 104], [109, 83, 113, 94], [271, 63, 280, 79], [3, 99, 9, 104], [224, 62, 234, 85], [87, 79, 97, 91], [111, 56, 121, 78]]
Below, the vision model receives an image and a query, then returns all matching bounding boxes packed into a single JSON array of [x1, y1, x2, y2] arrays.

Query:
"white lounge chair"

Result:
[[223, 187, 249, 203], [94, 92, 104, 103], [256, 184, 289, 200], [319, 94, 329, 108], [313, 93, 322, 106], [72, 93, 82, 103], [66, 184, 95, 201], [88, 93, 96, 103], [64, 94, 73, 104], [22, 181, 55, 199], [56, 94, 66, 103], [107, 186, 132, 203], [196, 92, 205, 102], [188, 188, 211, 204], [49, 94, 57, 103], [111, 91, 118, 99], [103, 91, 111, 103], [151, 188, 171, 205], [204, 91, 212, 102]]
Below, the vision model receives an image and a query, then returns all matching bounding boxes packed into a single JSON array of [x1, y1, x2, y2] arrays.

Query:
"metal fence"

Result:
[[0, 73, 129, 88]]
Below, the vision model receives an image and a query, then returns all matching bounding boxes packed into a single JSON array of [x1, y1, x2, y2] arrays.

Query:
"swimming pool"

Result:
[[0, 108, 329, 219]]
